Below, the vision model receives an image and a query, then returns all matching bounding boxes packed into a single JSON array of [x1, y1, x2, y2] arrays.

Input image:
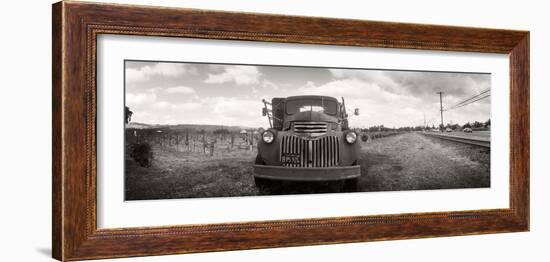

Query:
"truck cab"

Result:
[[254, 95, 361, 191]]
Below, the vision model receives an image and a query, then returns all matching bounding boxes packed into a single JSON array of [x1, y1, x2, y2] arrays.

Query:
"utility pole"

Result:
[[437, 92, 444, 131]]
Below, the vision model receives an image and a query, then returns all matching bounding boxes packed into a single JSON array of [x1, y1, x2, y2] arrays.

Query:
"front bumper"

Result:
[[253, 165, 361, 181]]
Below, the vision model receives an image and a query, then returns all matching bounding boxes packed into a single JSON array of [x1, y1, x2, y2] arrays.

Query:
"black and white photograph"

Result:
[[124, 60, 491, 200]]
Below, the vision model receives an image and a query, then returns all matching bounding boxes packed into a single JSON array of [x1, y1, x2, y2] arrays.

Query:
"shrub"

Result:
[[130, 142, 153, 167]]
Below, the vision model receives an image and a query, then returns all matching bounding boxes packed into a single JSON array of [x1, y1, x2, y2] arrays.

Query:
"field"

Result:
[[125, 131, 490, 200], [125, 129, 260, 200]]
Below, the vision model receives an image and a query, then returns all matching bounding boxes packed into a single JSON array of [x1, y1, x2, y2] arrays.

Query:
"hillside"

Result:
[[126, 122, 257, 132]]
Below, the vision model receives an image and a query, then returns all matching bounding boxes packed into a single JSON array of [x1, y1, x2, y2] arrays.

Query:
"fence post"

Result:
[[209, 141, 215, 157]]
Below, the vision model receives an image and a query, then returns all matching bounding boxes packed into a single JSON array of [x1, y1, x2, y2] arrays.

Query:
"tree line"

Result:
[[357, 119, 490, 133]]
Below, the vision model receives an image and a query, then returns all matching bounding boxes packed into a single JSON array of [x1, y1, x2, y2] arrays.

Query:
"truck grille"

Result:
[[280, 135, 339, 167], [292, 122, 328, 136]]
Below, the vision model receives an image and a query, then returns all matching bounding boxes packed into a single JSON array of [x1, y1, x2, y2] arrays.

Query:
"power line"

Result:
[[445, 88, 490, 111], [451, 90, 489, 108], [446, 88, 489, 110], [447, 94, 490, 110], [447, 94, 490, 111]]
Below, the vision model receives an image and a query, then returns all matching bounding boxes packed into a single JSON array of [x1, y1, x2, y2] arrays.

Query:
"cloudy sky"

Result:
[[125, 60, 491, 128]]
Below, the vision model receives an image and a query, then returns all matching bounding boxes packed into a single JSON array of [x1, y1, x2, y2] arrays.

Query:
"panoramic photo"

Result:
[[124, 60, 491, 200]]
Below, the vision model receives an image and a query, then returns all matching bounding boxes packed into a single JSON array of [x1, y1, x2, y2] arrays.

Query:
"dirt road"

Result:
[[358, 132, 490, 192]]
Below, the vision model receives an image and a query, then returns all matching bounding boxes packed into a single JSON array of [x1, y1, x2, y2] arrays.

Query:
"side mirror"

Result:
[[354, 108, 360, 116], [262, 108, 268, 116]]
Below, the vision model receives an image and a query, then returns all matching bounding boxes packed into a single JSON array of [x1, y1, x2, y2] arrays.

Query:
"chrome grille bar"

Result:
[[280, 135, 339, 168]]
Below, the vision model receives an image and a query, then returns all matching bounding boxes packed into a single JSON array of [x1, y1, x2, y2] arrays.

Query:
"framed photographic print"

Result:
[[52, 1, 529, 261]]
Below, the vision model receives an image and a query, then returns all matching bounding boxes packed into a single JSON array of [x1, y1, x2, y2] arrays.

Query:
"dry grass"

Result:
[[125, 145, 259, 200], [125, 132, 490, 200], [358, 132, 490, 192]]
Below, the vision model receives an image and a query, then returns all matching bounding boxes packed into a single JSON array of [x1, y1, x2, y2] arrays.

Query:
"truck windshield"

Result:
[[285, 99, 337, 115]]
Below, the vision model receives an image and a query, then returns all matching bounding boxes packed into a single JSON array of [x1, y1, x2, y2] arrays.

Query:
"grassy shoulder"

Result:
[[358, 132, 490, 192]]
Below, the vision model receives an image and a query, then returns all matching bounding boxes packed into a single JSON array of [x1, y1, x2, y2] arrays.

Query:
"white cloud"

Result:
[[126, 68, 148, 83], [197, 97, 264, 127], [297, 79, 404, 103], [128, 92, 265, 127], [294, 78, 429, 128], [125, 61, 490, 128], [126, 63, 195, 84], [151, 101, 201, 111], [126, 92, 156, 106], [298, 79, 364, 97], [329, 69, 405, 95], [261, 80, 279, 90], [210, 98, 257, 116], [204, 66, 261, 85], [164, 86, 196, 95]]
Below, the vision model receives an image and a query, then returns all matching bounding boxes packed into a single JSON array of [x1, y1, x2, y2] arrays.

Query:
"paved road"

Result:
[[434, 130, 490, 141]]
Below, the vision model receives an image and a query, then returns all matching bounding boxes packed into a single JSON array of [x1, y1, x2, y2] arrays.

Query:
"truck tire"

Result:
[[255, 154, 267, 165], [254, 177, 282, 195], [342, 178, 358, 192], [253, 155, 283, 194], [254, 176, 268, 190], [327, 181, 345, 193]]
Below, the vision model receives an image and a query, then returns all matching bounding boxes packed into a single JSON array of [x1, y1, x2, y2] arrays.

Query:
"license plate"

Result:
[[281, 153, 301, 165]]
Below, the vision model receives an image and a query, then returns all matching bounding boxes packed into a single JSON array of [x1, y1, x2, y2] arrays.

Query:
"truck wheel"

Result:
[[327, 181, 345, 193], [254, 154, 264, 165], [254, 177, 267, 190], [254, 155, 277, 194], [342, 178, 358, 192], [254, 177, 282, 195]]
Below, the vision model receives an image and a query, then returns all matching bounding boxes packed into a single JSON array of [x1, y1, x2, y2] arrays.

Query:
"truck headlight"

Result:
[[345, 131, 357, 144], [262, 130, 275, 144]]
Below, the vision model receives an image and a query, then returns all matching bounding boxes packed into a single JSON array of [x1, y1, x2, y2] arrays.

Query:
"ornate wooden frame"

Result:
[[52, 1, 529, 261]]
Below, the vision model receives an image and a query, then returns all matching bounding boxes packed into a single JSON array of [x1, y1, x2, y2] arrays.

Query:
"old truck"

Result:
[[254, 95, 361, 192]]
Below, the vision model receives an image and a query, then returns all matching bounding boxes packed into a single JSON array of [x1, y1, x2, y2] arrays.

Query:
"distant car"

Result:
[[463, 127, 473, 133], [445, 128, 453, 132]]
